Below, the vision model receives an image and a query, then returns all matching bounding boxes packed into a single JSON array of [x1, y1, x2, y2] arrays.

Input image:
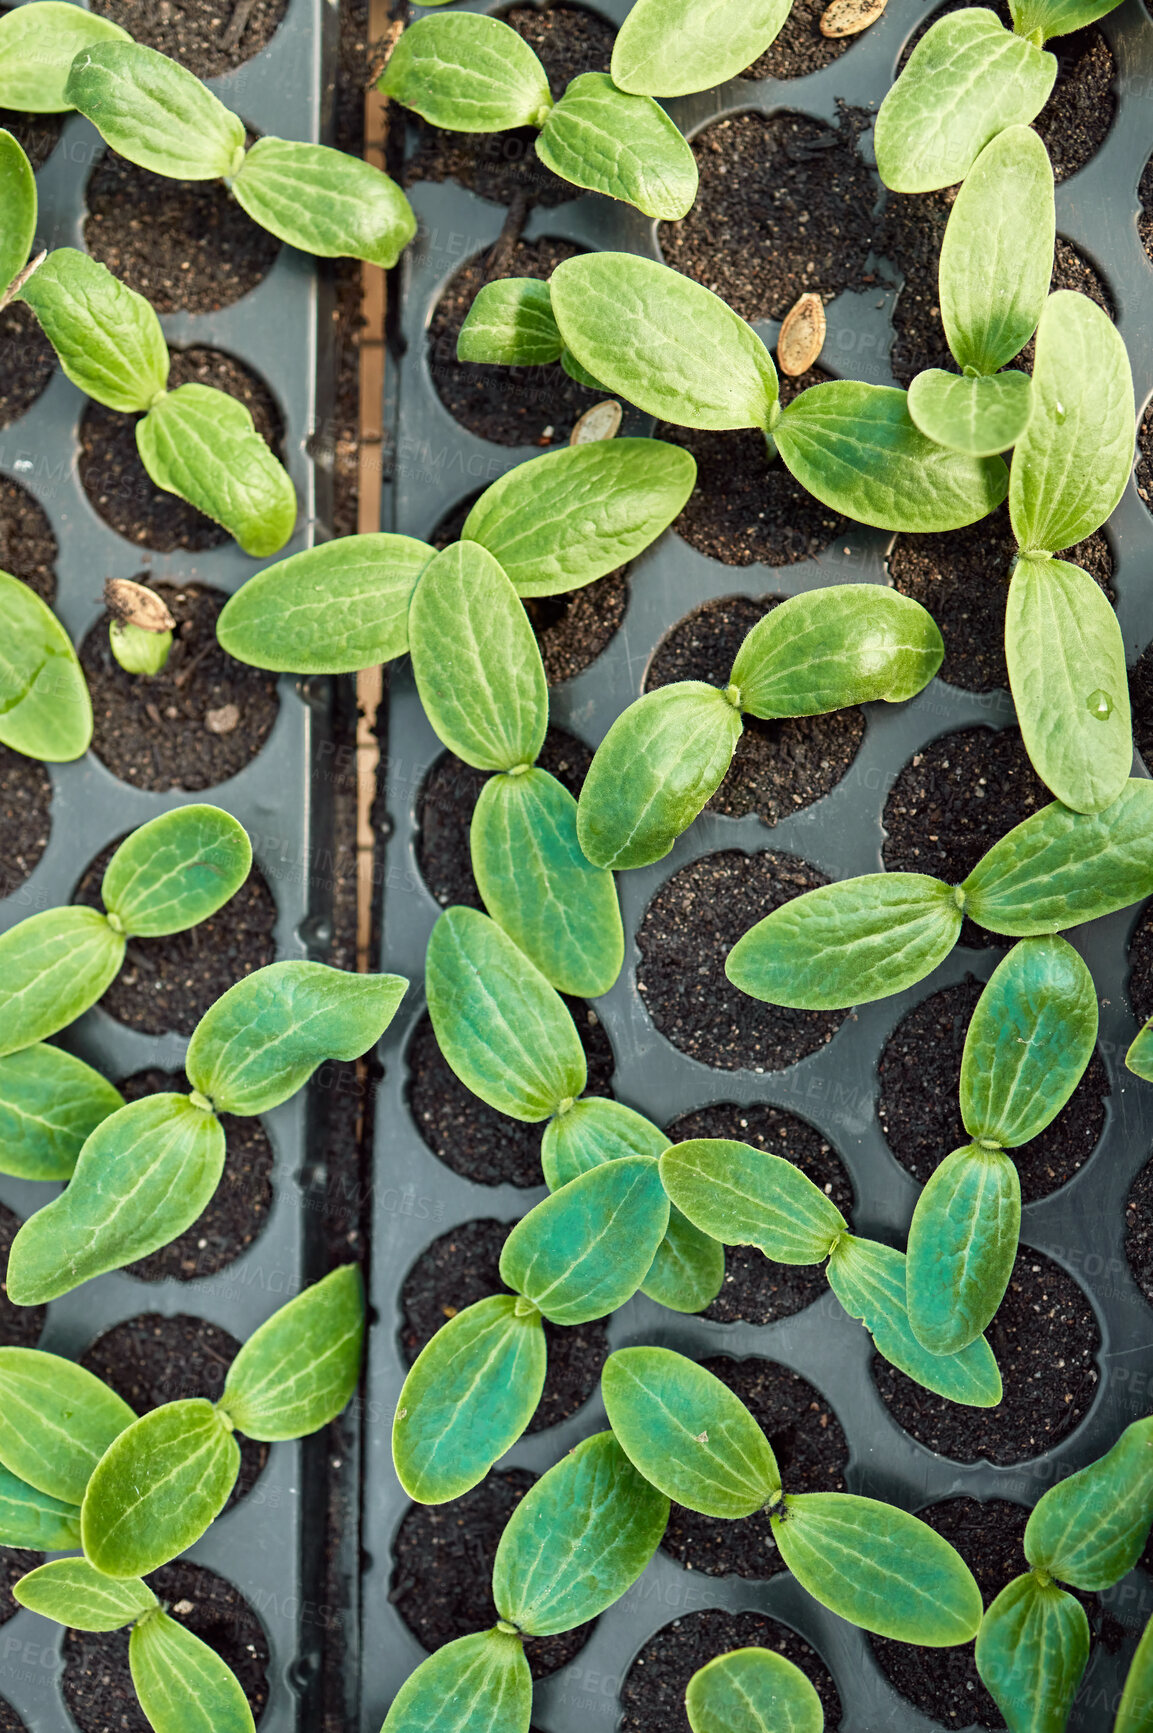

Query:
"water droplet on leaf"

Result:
[[1086, 689, 1113, 720]]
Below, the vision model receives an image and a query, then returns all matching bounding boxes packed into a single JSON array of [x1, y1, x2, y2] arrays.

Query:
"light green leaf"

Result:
[[0, 1044, 122, 1182], [102, 805, 251, 937], [130, 1612, 256, 1733], [1026, 1417, 1153, 1591], [906, 1145, 1020, 1354], [137, 383, 296, 559], [775, 381, 1009, 532], [65, 39, 245, 179], [1011, 0, 1127, 38], [0, 1347, 134, 1504], [660, 1138, 846, 1264], [0, 569, 93, 762], [1128, 1020, 1153, 1084], [462, 437, 695, 598], [611, 0, 791, 95], [907, 369, 1034, 458], [19, 246, 168, 414], [0, 906, 123, 1058], [561, 346, 603, 389], [537, 74, 697, 220], [392, 1295, 546, 1504], [542, 1097, 669, 1190], [0, 4, 129, 112], [220, 1265, 363, 1441], [642, 1207, 726, 1315], [576, 683, 742, 871], [5, 1094, 225, 1304], [14, 1557, 155, 1631], [0, 1463, 81, 1550], [874, 10, 1057, 193], [425, 906, 586, 1121], [1115, 1609, 1153, 1733], [382, 1629, 531, 1733], [494, 1430, 669, 1636], [232, 138, 415, 267], [377, 13, 552, 130], [550, 252, 777, 431], [975, 1573, 1090, 1733], [686, 1647, 824, 1733], [458, 278, 562, 367], [0, 128, 35, 291], [409, 541, 546, 772], [216, 534, 432, 673], [1006, 555, 1131, 814], [602, 1345, 780, 1518], [826, 1235, 1002, 1405], [1010, 291, 1134, 554], [772, 1492, 983, 1644], [726, 873, 962, 1010]]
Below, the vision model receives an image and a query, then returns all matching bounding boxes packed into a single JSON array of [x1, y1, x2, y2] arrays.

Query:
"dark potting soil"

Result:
[[61, 1559, 270, 1733], [0, 1204, 45, 1349], [0, 745, 51, 899], [1136, 404, 1153, 524], [116, 1069, 274, 1280], [90, 0, 288, 75], [878, 980, 1110, 1204], [1128, 898, 1153, 1029], [873, 1248, 1100, 1464], [665, 1102, 855, 1324], [744, 0, 854, 79], [406, 1001, 615, 1188], [1130, 641, 1153, 785], [78, 581, 280, 791], [658, 108, 878, 325], [398, 1218, 607, 1433], [0, 304, 55, 430], [390, 1469, 593, 1678], [0, 474, 58, 604], [79, 347, 286, 551], [1143, 154, 1153, 268], [402, 3, 615, 210], [416, 726, 593, 911], [644, 594, 865, 825], [0, 1696, 26, 1732], [635, 850, 847, 1071], [0, 1547, 38, 1627], [1125, 1154, 1153, 1310], [80, 1314, 268, 1507], [659, 1356, 848, 1579], [619, 1608, 843, 1733]]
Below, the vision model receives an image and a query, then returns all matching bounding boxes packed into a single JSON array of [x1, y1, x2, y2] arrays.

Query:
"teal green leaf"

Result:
[[602, 1346, 779, 1518], [826, 1235, 1002, 1405], [0, 1044, 122, 1182], [130, 1612, 256, 1733], [730, 586, 943, 717], [461, 438, 695, 598], [232, 138, 415, 267], [409, 541, 546, 772], [64, 40, 246, 179], [874, 10, 1056, 193], [550, 252, 777, 431], [493, 1431, 669, 1636], [1128, 1020, 1153, 1084], [1115, 1609, 1153, 1733], [660, 1138, 846, 1263], [962, 780, 1153, 935], [975, 1573, 1090, 1733], [611, 0, 791, 95], [907, 369, 1033, 458], [19, 247, 168, 413], [220, 1265, 364, 1441], [725, 873, 962, 1010], [5, 1094, 225, 1304], [14, 1557, 155, 1631], [686, 1647, 824, 1733], [392, 1295, 546, 1504], [457, 279, 562, 367], [382, 1628, 531, 1733], [906, 1145, 1020, 1354], [775, 381, 1009, 532], [576, 683, 742, 870], [1010, 291, 1134, 554], [0, 1463, 81, 1550], [642, 1207, 726, 1314], [0, 1347, 134, 1504], [377, 14, 552, 130], [0, 127, 34, 291], [425, 906, 586, 1120], [542, 1097, 669, 1190], [0, 906, 123, 1058], [0, 569, 93, 761], [137, 383, 296, 559], [1026, 1417, 1153, 1590], [471, 767, 623, 998], [536, 74, 697, 219], [772, 1492, 983, 1644], [216, 534, 432, 673], [1011, 0, 1128, 39], [0, 5, 129, 112], [102, 805, 251, 937]]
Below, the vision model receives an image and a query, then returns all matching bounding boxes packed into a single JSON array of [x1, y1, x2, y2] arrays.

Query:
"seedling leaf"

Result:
[[14, 1557, 155, 1630], [0, 1347, 134, 1504], [20, 247, 169, 413], [0, 570, 93, 761], [975, 1573, 1089, 1733], [686, 1647, 824, 1733], [221, 1265, 364, 1440], [381, 1628, 531, 1733], [611, 0, 791, 95], [0, 5, 129, 111], [232, 138, 415, 267], [660, 1138, 846, 1264], [541, 1097, 669, 1189], [906, 1145, 1020, 1354], [0, 1044, 123, 1181], [0, 907, 124, 1058], [906, 369, 1033, 458], [1115, 1609, 1153, 1733], [642, 1207, 726, 1314], [65, 40, 246, 179], [1026, 1417, 1153, 1590], [101, 805, 251, 936], [0, 128, 35, 290], [0, 1464, 82, 1551], [537, 74, 697, 219], [130, 1612, 256, 1733], [377, 14, 552, 130], [458, 279, 563, 367]]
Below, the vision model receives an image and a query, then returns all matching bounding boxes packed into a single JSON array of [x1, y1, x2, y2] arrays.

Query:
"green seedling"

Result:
[[686, 1649, 824, 1732], [1115, 1609, 1153, 1733], [0, 1044, 123, 1182], [0, 566, 92, 760], [610, 0, 794, 96], [0, 2, 128, 110], [104, 578, 175, 676]]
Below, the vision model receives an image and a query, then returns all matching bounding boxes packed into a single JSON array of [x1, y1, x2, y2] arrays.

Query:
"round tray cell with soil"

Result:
[[390, 1469, 594, 1678], [399, 1217, 607, 1433], [635, 850, 848, 1072], [90, 0, 288, 75], [0, 1203, 45, 1349], [61, 1559, 269, 1733], [0, 744, 51, 900], [79, 581, 280, 792], [743, 0, 856, 79], [0, 474, 59, 606], [878, 979, 1109, 1204], [79, 347, 286, 552], [873, 1248, 1101, 1464], [0, 302, 55, 431], [665, 1101, 854, 1323], [644, 595, 865, 825], [659, 1355, 848, 1579], [619, 1607, 843, 1733]]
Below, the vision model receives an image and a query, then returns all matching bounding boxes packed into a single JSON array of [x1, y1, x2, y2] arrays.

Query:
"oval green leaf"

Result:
[[0, 127, 34, 291], [1115, 1609, 1153, 1733], [20, 246, 168, 413], [382, 1628, 531, 1733], [686, 1647, 824, 1733], [642, 1206, 726, 1315], [377, 14, 551, 130], [0, 1043, 122, 1182], [1026, 1417, 1153, 1590], [537, 75, 697, 219], [457, 278, 562, 367], [0, 1347, 134, 1504], [65, 40, 245, 179], [130, 1611, 256, 1733], [0, 906, 123, 1058], [907, 368, 1034, 458], [232, 138, 415, 267], [660, 1138, 847, 1265], [975, 1573, 1090, 1733], [0, 569, 93, 761], [220, 1265, 363, 1441], [542, 1097, 669, 1189], [906, 1145, 1021, 1355], [1128, 1019, 1153, 1084], [102, 805, 251, 937], [611, 0, 791, 95], [0, 1463, 82, 1551], [1013, 0, 1130, 33], [14, 1557, 155, 1631], [0, 4, 129, 111]]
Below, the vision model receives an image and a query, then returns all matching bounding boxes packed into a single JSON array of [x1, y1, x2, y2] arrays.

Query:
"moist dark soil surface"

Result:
[[1136, 404, 1153, 523], [417, 727, 593, 910], [665, 1102, 854, 1323], [61, 1559, 270, 1733], [91, 0, 288, 75], [399, 1218, 607, 1433], [1143, 155, 1153, 267], [1130, 642, 1153, 783], [878, 980, 1110, 1204], [0, 474, 58, 604], [660, 1356, 848, 1578], [873, 1248, 1100, 1463], [744, 0, 853, 79], [644, 595, 865, 824], [0, 1204, 44, 1348], [1125, 1155, 1153, 1310], [406, 1001, 614, 1187], [0, 304, 55, 430], [0, 1547, 39, 1627], [74, 844, 277, 1036], [79, 348, 285, 551], [0, 745, 51, 899], [80, 1314, 268, 1507], [1129, 899, 1153, 1031], [0, 1695, 26, 1731], [390, 1469, 593, 1678], [619, 1608, 843, 1733], [78, 582, 280, 791], [635, 850, 847, 1071]]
